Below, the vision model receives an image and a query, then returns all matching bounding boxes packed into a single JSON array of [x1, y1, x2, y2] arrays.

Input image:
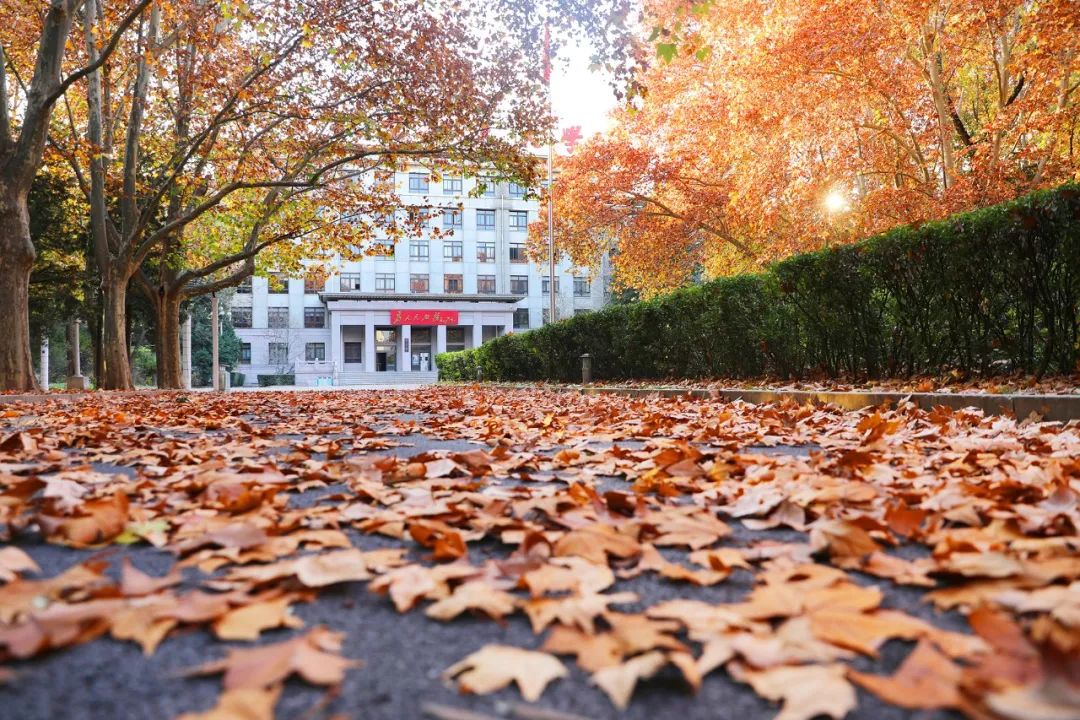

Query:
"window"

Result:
[[542, 308, 551, 325], [410, 274, 429, 293], [237, 279, 252, 294], [305, 342, 326, 362], [441, 209, 462, 229], [447, 327, 466, 352], [443, 241, 463, 262], [443, 176, 462, 194], [542, 277, 560, 295], [240, 342, 251, 362], [444, 274, 463, 293], [375, 273, 396, 292], [268, 307, 289, 328], [508, 182, 526, 198], [231, 307, 252, 328], [304, 274, 324, 293], [268, 273, 288, 293], [479, 178, 496, 198], [509, 243, 526, 263], [304, 307, 326, 328], [409, 241, 429, 260], [373, 239, 394, 258], [510, 275, 528, 294], [513, 308, 530, 329], [269, 342, 289, 364], [476, 209, 495, 229], [339, 273, 361, 292], [408, 173, 429, 193], [509, 210, 528, 230], [344, 342, 363, 363], [574, 276, 590, 297], [476, 241, 495, 262], [477, 275, 496, 293]]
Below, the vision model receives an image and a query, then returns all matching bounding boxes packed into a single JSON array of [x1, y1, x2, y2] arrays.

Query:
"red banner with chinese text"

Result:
[[390, 309, 459, 325]]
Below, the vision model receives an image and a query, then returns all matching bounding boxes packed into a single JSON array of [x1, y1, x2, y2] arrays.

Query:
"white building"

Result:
[[231, 165, 609, 386]]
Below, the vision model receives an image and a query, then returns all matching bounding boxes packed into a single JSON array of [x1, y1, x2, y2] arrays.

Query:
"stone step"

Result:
[[334, 371, 438, 386]]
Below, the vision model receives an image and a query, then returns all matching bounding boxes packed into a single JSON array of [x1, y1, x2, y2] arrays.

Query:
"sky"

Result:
[[550, 40, 619, 143]]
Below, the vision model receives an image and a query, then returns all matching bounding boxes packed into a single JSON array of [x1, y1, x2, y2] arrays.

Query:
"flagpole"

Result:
[[545, 24, 556, 325]]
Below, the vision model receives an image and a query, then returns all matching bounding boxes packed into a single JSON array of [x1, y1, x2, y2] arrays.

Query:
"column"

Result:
[[39, 336, 49, 388], [471, 320, 483, 349], [364, 317, 375, 372], [66, 319, 89, 390], [436, 325, 447, 355], [400, 325, 411, 372], [330, 311, 342, 381], [181, 315, 192, 389]]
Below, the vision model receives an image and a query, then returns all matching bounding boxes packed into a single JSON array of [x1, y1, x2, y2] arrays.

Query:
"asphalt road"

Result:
[[1, 423, 964, 720]]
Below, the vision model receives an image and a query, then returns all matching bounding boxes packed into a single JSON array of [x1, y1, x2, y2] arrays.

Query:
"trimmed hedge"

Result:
[[437, 184, 1080, 382], [257, 374, 295, 387]]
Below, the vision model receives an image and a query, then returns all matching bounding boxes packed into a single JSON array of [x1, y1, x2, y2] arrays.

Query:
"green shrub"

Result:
[[257, 374, 295, 387], [437, 184, 1080, 383]]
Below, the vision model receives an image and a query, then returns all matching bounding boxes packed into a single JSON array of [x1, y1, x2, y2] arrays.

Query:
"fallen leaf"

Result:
[[443, 645, 567, 702]]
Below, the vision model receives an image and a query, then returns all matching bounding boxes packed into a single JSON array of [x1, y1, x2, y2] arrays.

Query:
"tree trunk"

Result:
[[100, 272, 133, 390], [0, 189, 40, 392], [156, 291, 183, 388]]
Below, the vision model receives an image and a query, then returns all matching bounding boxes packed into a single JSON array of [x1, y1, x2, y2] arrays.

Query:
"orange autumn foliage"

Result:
[[536, 0, 1080, 296]]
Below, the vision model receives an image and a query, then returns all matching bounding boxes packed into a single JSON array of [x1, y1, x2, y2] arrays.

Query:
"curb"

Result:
[[571, 386, 1080, 422]]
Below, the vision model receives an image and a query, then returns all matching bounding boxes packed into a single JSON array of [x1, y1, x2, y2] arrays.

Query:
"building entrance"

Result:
[[375, 328, 397, 371]]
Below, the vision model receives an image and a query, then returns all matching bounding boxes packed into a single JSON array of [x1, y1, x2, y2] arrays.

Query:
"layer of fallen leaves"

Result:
[[0, 387, 1078, 720]]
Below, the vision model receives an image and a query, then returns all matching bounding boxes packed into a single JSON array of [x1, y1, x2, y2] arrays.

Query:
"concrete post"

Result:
[[66, 319, 90, 390], [364, 319, 375, 372], [471, 321, 483, 349], [181, 314, 192, 389], [400, 324, 411, 372], [211, 293, 220, 391], [581, 353, 592, 384], [39, 336, 49, 388], [436, 325, 447, 355]]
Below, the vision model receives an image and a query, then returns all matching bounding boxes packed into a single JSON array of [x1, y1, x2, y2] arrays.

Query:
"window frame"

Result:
[[408, 173, 430, 194], [513, 308, 530, 329], [304, 307, 326, 328], [443, 274, 463, 294], [443, 241, 463, 262], [339, 273, 362, 292], [509, 210, 528, 230], [305, 342, 326, 362], [476, 241, 496, 262], [410, 274, 430, 293], [443, 176, 463, 194], [231, 307, 252, 329], [375, 273, 396, 292], [268, 342, 289, 364], [267, 307, 289, 329], [240, 342, 252, 362], [509, 243, 526, 263], [509, 275, 528, 295], [476, 209, 496, 229], [476, 275, 496, 294]]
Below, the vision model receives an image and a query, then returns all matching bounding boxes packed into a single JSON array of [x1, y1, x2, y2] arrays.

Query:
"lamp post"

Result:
[[211, 293, 220, 391]]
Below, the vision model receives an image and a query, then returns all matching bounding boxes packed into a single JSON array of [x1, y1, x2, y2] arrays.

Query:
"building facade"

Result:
[[231, 167, 609, 386]]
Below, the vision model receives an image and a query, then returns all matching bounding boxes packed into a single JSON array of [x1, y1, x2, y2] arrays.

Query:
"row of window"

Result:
[[406, 174, 528, 199], [241, 342, 326, 364]]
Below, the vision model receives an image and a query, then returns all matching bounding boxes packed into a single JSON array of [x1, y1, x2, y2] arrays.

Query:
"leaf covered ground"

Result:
[[0, 387, 1077, 720]]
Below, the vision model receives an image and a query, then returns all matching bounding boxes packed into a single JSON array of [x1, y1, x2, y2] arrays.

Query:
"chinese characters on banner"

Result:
[[389, 309, 460, 325]]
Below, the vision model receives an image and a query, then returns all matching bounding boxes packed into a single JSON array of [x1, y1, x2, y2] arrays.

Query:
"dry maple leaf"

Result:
[[212, 597, 304, 641], [425, 581, 517, 621], [0, 547, 39, 582], [443, 644, 567, 702], [37, 493, 130, 547], [848, 639, 964, 710], [553, 523, 641, 564], [731, 662, 856, 720], [187, 627, 359, 690], [522, 591, 638, 634], [591, 651, 668, 710], [176, 685, 281, 720]]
